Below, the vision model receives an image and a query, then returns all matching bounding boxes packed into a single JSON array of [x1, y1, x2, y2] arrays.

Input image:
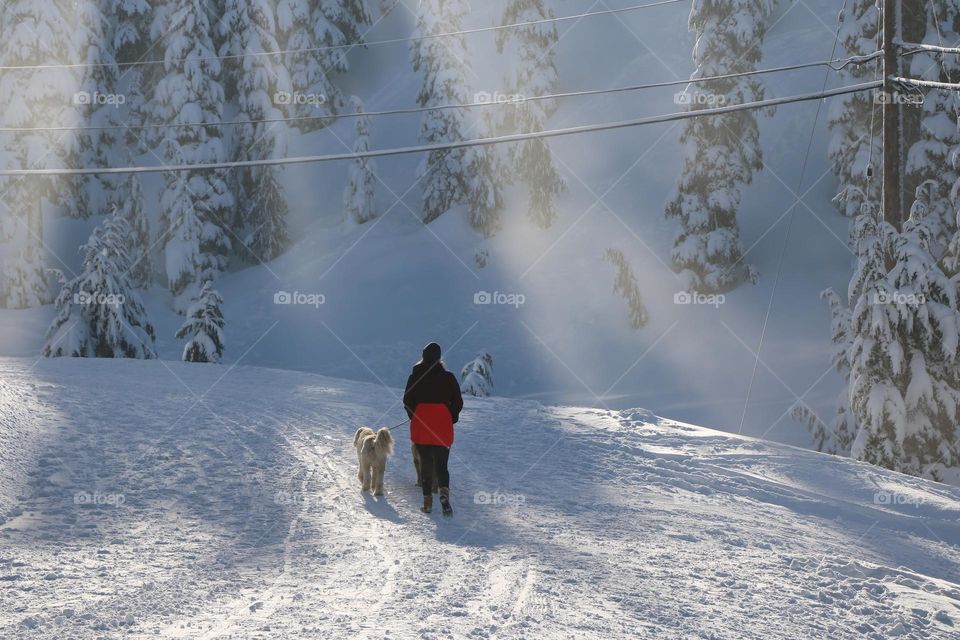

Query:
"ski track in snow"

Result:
[[1, 357, 959, 639]]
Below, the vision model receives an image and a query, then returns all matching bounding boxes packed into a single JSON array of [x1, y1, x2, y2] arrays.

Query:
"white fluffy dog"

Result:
[[353, 427, 394, 496]]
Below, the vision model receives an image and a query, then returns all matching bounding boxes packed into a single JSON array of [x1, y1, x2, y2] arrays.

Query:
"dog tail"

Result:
[[353, 427, 367, 449], [375, 427, 394, 456]]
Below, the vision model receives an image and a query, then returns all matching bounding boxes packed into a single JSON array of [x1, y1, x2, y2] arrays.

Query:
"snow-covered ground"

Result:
[[2, 356, 958, 639]]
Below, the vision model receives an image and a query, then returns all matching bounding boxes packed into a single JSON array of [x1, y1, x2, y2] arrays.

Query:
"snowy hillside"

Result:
[[2, 357, 959, 638]]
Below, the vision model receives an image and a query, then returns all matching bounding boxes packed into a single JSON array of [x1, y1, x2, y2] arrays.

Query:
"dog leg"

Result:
[[374, 460, 386, 496], [412, 442, 423, 487], [362, 464, 373, 492]]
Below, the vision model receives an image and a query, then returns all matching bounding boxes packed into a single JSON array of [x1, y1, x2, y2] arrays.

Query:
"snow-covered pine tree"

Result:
[[460, 353, 493, 397], [64, 0, 121, 220], [604, 248, 648, 329], [149, 0, 233, 311], [816, 203, 960, 479], [665, 0, 774, 293], [494, 0, 565, 228], [114, 169, 150, 288], [412, 0, 502, 233], [220, 0, 290, 262], [851, 209, 960, 479], [275, 0, 371, 133], [43, 213, 156, 358], [827, 0, 882, 218], [903, 1, 960, 254], [412, 0, 469, 224], [42, 269, 92, 357], [343, 96, 378, 223], [176, 281, 225, 363]]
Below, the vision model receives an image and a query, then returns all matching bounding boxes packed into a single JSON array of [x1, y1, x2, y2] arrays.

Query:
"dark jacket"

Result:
[[403, 361, 463, 446]]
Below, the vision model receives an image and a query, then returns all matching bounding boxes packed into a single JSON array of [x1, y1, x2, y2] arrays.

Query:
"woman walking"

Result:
[[403, 342, 463, 516]]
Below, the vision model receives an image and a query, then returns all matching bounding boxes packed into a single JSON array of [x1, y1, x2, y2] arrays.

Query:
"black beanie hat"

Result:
[[422, 342, 442, 363]]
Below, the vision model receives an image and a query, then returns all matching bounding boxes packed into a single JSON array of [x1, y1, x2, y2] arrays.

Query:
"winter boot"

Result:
[[439, 487, 453, 517], [421, 495, 433, 514]]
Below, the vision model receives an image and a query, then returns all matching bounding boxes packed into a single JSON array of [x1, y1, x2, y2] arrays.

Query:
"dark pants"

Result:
[[415, 444, 450, 497]]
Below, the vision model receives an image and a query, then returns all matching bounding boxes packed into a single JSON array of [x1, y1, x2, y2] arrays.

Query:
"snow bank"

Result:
[[1, 357, 958, 638]]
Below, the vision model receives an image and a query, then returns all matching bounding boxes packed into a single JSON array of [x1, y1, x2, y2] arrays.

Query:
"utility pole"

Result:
[[881, 0, 902, 230]]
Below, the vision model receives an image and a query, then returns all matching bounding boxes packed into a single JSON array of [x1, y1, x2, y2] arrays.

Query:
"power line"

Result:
[[0, 52, 881, 134], [897, 41, 960, 56], [0, 81, 881, 177], [0, 0, 689, 73], [891, 76, 960, 91]]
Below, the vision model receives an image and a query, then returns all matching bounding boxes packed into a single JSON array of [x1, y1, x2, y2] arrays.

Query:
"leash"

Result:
[[385, 419, 408, 431]]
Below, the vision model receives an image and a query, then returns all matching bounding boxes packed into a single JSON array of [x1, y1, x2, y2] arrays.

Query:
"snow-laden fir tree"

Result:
[[851, 210, 960, 479], [494, 0, 565, 228], [903, 1, 960, 254], [64, 0, 121, 220], [827, 0, 882, 218], [809, 207, 960, 479], [343, 96, 378, 223], [176, 281, 225, 363], [412, 0, 502, 233], [148, 0, 233, 311], [220, 0, 290, 261], [114, 169, 150, 288], [42, 269, 92, 357], [460, 353, 493, 397], [275, 0, 371, 133], [604, 249, 648, 329], [43, 214, 156, 358], [665, 0, 774, 293]]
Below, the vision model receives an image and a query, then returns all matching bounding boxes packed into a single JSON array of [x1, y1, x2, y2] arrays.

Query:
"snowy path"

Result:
[[1, 357, 959, 638]]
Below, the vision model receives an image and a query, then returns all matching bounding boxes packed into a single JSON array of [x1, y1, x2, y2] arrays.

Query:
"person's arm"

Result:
[[449, 373, 464, 424], [403, 374, 417, 419]]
